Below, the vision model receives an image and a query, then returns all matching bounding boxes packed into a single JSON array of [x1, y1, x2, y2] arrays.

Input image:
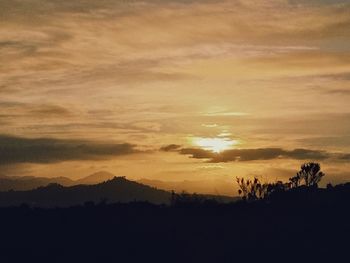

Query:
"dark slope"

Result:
[[138, 178, 235, 196], [0, 172, 115, 191], [75, 171, 115, 185], [0, 177, 171, 207], [0, 175, 75, 191]]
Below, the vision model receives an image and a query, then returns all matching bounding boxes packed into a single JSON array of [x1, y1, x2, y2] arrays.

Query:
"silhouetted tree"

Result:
[[237, 163, 326, 201], [326, 183, 333, 190], [289, 162, 325, 188], [289, 175, 301, 188], [236, 177, 268, 201], [236, 177, 293, 201]]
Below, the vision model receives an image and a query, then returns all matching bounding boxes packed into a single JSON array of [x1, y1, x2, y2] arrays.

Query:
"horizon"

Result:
[[1, 0, 350, 195]]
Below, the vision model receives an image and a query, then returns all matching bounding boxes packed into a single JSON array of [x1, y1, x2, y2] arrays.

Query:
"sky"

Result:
[[1, 0, 350, 195]]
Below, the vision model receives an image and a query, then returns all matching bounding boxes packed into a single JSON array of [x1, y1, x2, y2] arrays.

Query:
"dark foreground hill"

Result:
[[0, 184, 349, 262]]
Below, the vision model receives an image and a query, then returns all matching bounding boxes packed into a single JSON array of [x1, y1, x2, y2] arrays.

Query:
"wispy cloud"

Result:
[[1, 0, 350, 183]]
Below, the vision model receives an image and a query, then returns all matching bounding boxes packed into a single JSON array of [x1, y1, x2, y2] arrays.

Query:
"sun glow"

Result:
[[193, 137, 238, 153]]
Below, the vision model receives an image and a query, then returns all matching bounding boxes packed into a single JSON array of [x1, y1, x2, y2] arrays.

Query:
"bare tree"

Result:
[[236, 163, 325, 201], [289, 162, 325, 188], [236, 177, 268, 201]]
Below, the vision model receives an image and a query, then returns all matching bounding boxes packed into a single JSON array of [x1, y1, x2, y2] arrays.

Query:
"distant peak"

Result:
[[75, 171, 116, 185], [102, 176, 130, 184]]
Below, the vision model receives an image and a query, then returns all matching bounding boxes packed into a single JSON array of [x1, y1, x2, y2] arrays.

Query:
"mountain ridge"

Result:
[[0, 171, 115, 191], [0, 176, 171, 207], [138, 178, 235, 196], [0, 172, 236, 197], [0, 176, 238, 207]]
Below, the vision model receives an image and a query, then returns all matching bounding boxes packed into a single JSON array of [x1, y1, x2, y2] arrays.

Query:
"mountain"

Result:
[[0, 177, 171, 207], [75, 171, 115, 185], [138, 178, 236, 196], [0, 172, 115, 191], [0, 175, 75, 191], [0, 173, 236, 196]]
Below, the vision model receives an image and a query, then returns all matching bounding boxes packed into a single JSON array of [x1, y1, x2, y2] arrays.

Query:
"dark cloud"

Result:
[[324, 72, 350, 81], [286, 148, 330, 160], [338, 153, 350, 161], [0, 102, 73, 120], [0, 135, 139, 165], [166, 146, 335, 163], [0, 41, 37, 55], [160, 144, 182, 152], [209, 148, 329, 162], [179, 148, 215, 159], [326, 89, 350, 95], [29, 104, 72, 117]]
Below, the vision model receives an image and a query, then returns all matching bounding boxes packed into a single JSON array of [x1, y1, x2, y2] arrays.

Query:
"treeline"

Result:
[[236, 162, 325, 201], [169, 162, 350, 207]]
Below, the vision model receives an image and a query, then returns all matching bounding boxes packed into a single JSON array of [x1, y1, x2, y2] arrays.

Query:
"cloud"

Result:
[[326, 89, 350, 95], [298, 136, 350, 148], [0, 102, 73, 120], [210, 148, 330, 162], [320, 72, 350, 81], [29, 104, 73, 116], [1, 0, 350, 100], [1, 0, 350, 167], [0, 40, 37, 56], [339, 153, 350, 161], [179, 148, 216, 159], [160, 144, 182, 152], [0, 135, 139, 165], [163, 145, 337, 162]]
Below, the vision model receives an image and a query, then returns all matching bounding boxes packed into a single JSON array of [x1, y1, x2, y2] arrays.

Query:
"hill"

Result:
[[0, 171, 115, 191], [75, 171, 115, 185], [138, 178, 235, 196], [0, 177, 171, 207], [0, 174, 75, 191]]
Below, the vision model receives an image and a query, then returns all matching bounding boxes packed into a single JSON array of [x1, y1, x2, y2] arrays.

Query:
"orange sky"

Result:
[[1, 0, 350, 195]]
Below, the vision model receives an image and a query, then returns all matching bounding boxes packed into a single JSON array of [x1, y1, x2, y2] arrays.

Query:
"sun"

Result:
[[193, 137, 238, 153]]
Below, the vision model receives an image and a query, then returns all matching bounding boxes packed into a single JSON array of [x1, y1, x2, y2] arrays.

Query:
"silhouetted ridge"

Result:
[[0, 171, 115, 191], [0, 176, 171, 207], [75, 171, 115, 185], [0, 175, 75, 191]]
